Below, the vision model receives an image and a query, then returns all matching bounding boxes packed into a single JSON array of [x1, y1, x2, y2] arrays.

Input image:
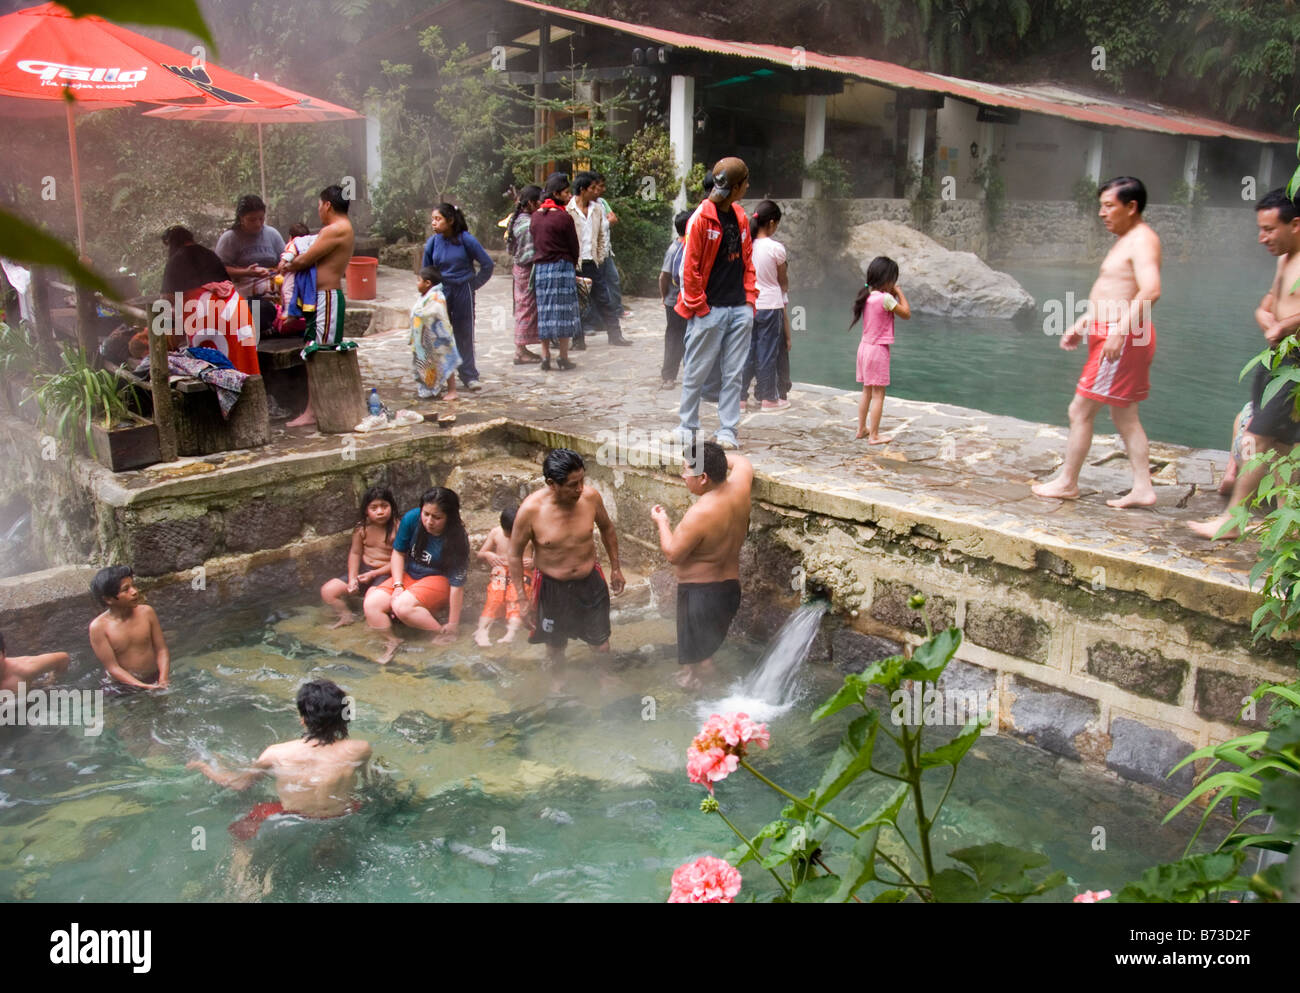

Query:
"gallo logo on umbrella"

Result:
[[17, 59, 147, 88]]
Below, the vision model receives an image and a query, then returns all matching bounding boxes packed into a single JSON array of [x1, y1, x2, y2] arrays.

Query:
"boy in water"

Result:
[[0, 631, 69, 694], [87, 565, 170, 689], [474, 507, 532, 646]]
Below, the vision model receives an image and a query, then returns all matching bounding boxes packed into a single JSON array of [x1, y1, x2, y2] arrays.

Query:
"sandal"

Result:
[[556, 358, 578, 371], [514, 351, 542, 364]]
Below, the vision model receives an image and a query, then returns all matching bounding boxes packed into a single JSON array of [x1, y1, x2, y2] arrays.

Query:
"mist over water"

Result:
[[700, 601, 829, 723]]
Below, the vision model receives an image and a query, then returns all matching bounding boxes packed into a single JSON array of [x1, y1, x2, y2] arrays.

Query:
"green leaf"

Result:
[[833, 825, 882, 902], [0, 210, 113, 297], [1116, 851, 1247, 903], [811, 674, 868, 723], [930, 867, 984, 902], [1259, 774, 1300, 832], [948, 842, 1047, 892], [854, 782, 909, 833], [59, 0, 215, 49], [872, 888, 907, 903], [1259, 367, 1300, 410], [907, 627, 962, 681], [791, 874, 842, 903], [919, 720, 984, 769], [815, 711, 879, 807]]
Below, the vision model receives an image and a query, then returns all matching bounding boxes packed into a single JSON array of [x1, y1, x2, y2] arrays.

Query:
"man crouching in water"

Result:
[[189, 680, 370, 896], [510, 448, 626, 666], [651, 440, 753, 689]]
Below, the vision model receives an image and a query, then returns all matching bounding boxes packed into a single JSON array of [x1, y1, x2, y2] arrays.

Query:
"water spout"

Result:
[[700, 600, 829, 722]]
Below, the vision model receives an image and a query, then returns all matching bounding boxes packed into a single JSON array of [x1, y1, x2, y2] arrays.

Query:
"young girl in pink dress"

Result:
[[850, 256, 911, 443]]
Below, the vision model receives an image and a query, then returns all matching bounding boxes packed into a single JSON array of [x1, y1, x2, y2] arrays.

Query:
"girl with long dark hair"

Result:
[[421, 203, 494, 391]]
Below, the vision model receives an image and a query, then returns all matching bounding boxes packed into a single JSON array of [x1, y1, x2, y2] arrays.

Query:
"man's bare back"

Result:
[[656, 453, 753, 583], [252, 737, 370, 817]]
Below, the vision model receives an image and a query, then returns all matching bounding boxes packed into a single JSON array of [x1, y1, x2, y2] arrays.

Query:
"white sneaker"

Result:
[[354, 413, 389, 432]]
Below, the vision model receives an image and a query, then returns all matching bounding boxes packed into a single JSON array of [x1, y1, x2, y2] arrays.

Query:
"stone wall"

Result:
[[772, 198, 1261, 278]]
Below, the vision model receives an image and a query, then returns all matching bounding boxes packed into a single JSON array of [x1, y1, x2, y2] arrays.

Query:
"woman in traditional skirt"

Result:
[[507, 185, 544, 364], [528, 173, 581, 371]]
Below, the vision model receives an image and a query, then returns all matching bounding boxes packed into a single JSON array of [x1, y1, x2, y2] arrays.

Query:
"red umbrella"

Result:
[[144, 78, 363, 203], [0, 2, 295, 253]]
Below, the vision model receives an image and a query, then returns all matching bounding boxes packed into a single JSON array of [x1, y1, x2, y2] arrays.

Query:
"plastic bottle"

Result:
[[368, 388, 382, 418]]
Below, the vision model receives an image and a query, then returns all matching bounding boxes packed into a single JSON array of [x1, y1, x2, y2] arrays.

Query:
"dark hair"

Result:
[[434, 203, 468, 242], [162, 225, 194, 253], [849, 257, 901, 330], [750, 199, 781, 239], [358, 485, 398, 542], [415, 487, 470, 578], [1098, 176, 1146, 214], [573, 172, 598, 195], [419, 264, 443, 284], [507, 184, 544, 255], [297, 680, 350, 745], [543, 448, 585, 485], [500, 506, 518, 536], [591, 171, 605, 185], [320, 184, 350, 214], [0, 631, 5, 656], [91, 564, 133, 606], [686, 439, 727, 483], [674, 210, 692, 237], [543, 173, 570, 197], [232, 194, 266, 229], [1258, 188, 1300, 224], [288, 222, 310, 238]]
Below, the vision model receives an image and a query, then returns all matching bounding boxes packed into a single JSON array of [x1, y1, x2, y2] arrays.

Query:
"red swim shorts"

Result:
[[229, 800, 361, 840], [1076, 320, 1156, 407]]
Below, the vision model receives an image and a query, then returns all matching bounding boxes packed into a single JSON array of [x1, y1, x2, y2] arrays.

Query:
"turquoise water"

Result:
[[0, 597, 1212, 902], [791, 257, 1277, 451]]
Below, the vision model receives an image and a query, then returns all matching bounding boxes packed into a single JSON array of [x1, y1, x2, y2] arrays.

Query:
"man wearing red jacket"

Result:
[[676, 157, 756, 451]]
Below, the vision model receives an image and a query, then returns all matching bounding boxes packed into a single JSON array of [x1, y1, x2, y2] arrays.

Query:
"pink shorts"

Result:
[[857, 341, 890, 386]]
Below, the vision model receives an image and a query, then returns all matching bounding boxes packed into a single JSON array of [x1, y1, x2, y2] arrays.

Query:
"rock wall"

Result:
[[771, 198, 1261, 280]]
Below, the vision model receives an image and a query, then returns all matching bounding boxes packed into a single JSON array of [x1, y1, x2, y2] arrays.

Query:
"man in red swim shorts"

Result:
[[1032, 176, 1162, 509]]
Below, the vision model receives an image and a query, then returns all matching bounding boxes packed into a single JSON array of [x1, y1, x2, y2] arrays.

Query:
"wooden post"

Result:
[[29, 266, 59, 370], [149, 307, 178, 462], [75, 282, 97, 356], [304, 348, 366, 433]]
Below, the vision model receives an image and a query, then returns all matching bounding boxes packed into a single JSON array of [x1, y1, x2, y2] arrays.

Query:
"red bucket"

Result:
[[345, 256, 378, 300]]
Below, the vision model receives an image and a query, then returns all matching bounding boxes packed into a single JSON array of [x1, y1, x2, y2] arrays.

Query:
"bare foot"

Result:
[[444, 391, 458, 401], [1031, 478, 1080, 500], [473, 628, 492, 648], [1106, 489, 1158, 509], [285, 409, 316, 428], [854, 429, 867, 440], [1188, 515, 1239, 540], [497, 626, 519, 644], [329, 613, 355, 630], [867, 434, 893, 445], [675, 666, 702, 689], [376, 638, 400, 665]]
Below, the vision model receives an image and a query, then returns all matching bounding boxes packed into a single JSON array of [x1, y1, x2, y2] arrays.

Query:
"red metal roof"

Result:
[[504, 0, 1290, 144]]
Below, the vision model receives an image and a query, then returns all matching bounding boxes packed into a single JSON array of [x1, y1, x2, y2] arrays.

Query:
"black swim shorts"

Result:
[[528, 567, 611, 647], [1249, 356, 1300, 444], [676, 579, 742, 665]]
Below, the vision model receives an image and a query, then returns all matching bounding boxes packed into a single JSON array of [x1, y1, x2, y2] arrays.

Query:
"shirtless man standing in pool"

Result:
[[1190, 189, 1300, 539], [1032, 176, 1162, 509], [509, 448, 626, 663], [280, 184, 355, 428], [650, 441, 753, 689]]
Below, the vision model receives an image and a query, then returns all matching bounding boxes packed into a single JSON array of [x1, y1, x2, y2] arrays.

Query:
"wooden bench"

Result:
[[256, 336, 309, 412], [107, 356, 270, 457]]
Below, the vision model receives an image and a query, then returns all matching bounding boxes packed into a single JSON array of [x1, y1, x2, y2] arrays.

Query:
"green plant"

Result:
[[1072, 176, 1099, 215], [26, 346, 140, 458], [683, 162, 709, 204], [1170, 177, 1210, 211], [974, 154, 1006, 230], [679, 601, 1065, 902], [804, 154, 852, 199], [0, 319, 46, 414], [903, 161, 937, 230]]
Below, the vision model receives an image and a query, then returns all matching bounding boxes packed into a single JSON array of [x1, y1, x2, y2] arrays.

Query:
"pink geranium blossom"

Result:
[[686, 712, 770, 791], [668, 856, 743, 903], [1072, 889, 1112, 903]]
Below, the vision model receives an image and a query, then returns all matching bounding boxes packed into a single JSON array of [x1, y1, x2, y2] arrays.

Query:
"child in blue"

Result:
[[422, 203, 493, 391]]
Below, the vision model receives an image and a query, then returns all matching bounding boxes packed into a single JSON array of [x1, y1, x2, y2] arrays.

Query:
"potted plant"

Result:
[[26, 346, 159, 471], [0, 319, 45, 414]]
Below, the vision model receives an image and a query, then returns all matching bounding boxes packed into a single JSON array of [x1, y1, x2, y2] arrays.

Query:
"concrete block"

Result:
[[1105, 717, 1196, 795], [963, 601, 1050, 664], [1194, 669, 1269, 730], [1086, 640, 1188, 705], [830, 626, 902, 674], [870, 580, 955, 634], [1006, 675, 1097, 761]]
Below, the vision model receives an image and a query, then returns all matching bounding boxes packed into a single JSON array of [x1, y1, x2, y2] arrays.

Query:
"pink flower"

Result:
[[1072, 889, 1112, 903], [668, 856, 743, 903], [686, 712, 770, 792]]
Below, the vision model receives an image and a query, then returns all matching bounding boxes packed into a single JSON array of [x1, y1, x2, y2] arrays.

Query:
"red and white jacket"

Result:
[[674, 198, 757, 319]]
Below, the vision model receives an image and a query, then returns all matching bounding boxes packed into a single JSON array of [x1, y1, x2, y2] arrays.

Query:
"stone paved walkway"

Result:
[[128, 263, 1259, 606]]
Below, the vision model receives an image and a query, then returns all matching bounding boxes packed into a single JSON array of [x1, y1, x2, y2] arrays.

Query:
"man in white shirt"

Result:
[[567, 171, 631, 347]]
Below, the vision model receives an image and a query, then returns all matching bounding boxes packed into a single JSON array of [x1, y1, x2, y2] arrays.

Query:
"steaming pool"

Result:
[[0, 592, 1216, 903]]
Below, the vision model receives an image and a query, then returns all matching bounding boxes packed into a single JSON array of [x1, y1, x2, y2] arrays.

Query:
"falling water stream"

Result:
[[701, 600, 829, 722]]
